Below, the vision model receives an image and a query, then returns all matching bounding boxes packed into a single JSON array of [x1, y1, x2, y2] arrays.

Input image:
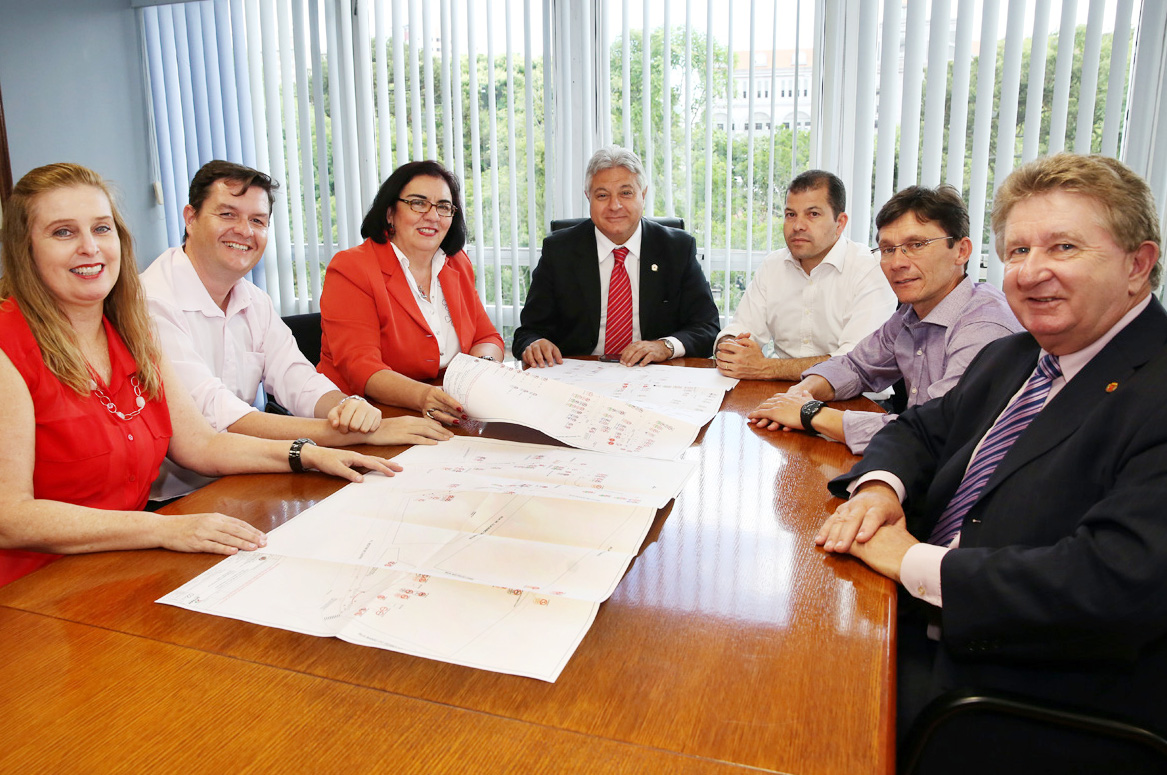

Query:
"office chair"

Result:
[[265, 311, 323, 416], [899, 689, 1167, 775], [548, 216, 685, 232], [282, 311, 323, 366]]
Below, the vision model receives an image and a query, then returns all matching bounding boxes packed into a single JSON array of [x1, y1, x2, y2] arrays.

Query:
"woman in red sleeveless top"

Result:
[[0, 164, 402, 588]]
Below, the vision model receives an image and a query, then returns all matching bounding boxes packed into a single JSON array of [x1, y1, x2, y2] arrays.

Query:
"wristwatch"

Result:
[[659, 338, 676, 359], [480, 354, 497, 361], [800, 400, 827, 433], [288, 437, 317, 473]]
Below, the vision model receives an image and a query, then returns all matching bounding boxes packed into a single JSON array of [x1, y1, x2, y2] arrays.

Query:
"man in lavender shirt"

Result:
[[748, 185, 1020, 454]]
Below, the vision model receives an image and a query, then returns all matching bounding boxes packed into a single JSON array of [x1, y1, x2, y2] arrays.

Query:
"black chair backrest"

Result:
[[548, 216, 685, 233], [900, 690, 1167, 775], [283, 312, 323, 366]]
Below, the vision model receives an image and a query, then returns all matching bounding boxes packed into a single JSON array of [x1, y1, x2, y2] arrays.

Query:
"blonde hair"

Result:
[[991, 153, 1162, 288], [0, 163, 163, 397]]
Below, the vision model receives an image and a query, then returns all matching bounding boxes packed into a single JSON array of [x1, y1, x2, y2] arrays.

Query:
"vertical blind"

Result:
[[141, 0, 1167, 333]]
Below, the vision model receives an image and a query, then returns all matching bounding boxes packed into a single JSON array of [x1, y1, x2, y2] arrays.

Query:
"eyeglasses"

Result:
[[399, 198, 458, 217], [871, 236, 953, 259]]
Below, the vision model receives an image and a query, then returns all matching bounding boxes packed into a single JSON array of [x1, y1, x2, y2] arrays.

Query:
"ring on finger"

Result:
[[426, 408, 437, 419]]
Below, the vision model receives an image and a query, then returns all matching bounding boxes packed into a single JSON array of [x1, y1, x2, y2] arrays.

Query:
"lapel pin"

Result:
[[1105, 382, 1118, 393], [651, 263, 659, 272]]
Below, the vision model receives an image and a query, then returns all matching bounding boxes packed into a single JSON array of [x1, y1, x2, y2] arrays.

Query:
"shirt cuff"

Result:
[[847, 471, 907, 503], [664, 336, 685, 359], [900, 543, 949, 607]]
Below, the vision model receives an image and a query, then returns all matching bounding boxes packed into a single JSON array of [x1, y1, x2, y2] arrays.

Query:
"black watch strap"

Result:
[[800, 400, 826, 433], [289, 437, 317, 473]]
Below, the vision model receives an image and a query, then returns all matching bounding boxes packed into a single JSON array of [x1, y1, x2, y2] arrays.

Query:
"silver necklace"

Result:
[[89, 375, 146, 421]]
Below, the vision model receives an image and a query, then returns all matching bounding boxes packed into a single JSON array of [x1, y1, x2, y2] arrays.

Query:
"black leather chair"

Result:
[[265, 311, 323, 416], [282, 311, 323, 366], [548, 216, 685, 233], [899, 689, 1167, 775]]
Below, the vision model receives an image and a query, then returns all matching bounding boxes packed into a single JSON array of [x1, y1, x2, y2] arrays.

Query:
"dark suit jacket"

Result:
[[511, 219, 720, 358], [831, 299, 1167, 733]]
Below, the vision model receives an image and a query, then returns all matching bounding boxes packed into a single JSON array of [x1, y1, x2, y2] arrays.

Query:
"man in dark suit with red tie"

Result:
[[512, 146, 719, 368], [817, 154, 1167, 765]]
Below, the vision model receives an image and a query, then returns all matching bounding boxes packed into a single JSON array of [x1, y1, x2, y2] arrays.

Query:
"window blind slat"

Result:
[[945, 0, 976, 191], [968, 0, 1001, 281], [873, 0, 901, 216], [375, 1, 393, 176], [897, 0, 927, 190], [850, 0, 879, 244], [1022, 0, 1052, 163], [662, 0, 674, 218], [920, 0, 951, 187], [1074, 0, 1106, 153], [1047, 0, 1078, 154], [1100, 0, 1136, 157], [291, 0, 320, 309], [465, 0, 487, 296]]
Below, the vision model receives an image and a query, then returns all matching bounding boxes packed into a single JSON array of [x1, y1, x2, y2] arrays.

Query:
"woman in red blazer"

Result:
[[319, 161, 504, 425]]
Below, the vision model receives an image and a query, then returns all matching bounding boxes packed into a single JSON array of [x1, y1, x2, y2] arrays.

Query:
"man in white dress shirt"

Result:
[[715, 170, 896, 381], [142, 161, 449, 500]]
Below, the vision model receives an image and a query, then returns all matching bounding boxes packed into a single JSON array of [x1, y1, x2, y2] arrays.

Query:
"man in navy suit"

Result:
[[819, 154, 1167, 746], [512, 146, 719, 367]]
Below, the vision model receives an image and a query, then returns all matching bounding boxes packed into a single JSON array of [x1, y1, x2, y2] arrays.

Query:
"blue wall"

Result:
[[0, 0, 169, 266]]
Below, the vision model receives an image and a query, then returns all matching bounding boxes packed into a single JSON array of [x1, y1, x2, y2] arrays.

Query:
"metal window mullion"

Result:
[[541, 0, 553, 230]]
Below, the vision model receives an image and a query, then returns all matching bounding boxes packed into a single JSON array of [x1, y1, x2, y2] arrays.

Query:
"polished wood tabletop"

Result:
[[0, 359, 896, 774]]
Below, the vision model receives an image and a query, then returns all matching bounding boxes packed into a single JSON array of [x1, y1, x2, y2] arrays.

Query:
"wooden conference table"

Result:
[[0, 359, 895, 774]]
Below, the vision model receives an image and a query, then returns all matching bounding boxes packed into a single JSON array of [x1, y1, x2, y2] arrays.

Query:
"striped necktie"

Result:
[[928, 354, 1062, 546], [604, 246, 633, 356]]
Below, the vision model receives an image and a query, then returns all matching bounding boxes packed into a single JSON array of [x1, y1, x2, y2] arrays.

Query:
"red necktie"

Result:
[[605, 246, 633, 356]]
